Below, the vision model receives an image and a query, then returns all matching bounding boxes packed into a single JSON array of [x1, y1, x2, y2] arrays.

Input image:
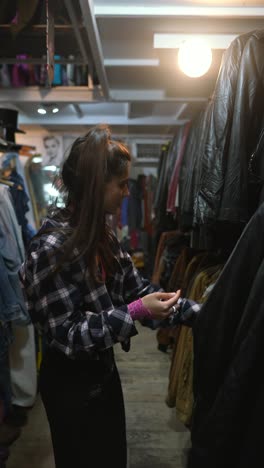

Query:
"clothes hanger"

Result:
[[19, 145, 36, 157], [0, 178, 23, 190]]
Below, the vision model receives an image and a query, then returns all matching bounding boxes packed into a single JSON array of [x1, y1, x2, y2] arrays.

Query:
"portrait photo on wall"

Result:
[[41, 134, 64, 168]]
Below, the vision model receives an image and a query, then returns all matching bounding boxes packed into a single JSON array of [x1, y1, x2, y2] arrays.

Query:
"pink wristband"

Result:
[[128, 298, 153, 321]]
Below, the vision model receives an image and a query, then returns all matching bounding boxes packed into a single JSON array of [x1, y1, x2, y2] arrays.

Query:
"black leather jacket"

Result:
[[188, 201, 264, 468], [193, 30, 264, 227], [179, 104, 212, 230]]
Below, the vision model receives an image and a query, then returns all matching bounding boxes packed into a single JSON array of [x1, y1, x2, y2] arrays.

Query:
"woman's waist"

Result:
[[42, 345, 115, 376]]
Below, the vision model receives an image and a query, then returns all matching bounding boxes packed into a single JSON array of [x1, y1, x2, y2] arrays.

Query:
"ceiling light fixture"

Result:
[[37, 106, 47, 115], [178, 38, 212, 78], [37, 104, 60, 115]]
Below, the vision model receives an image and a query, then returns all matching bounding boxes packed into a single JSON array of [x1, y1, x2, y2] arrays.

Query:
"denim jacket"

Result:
[[0, 185, 30, 325]]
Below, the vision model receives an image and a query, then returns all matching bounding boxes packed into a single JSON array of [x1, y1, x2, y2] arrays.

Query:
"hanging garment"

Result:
[[189, 200, 264, 468], [153, 233, 190, 350], [12, 55, 35, 87], [0, 323, 13, 417], [173, 265, 222, 427], [0, 184, 36, 408], [167, 121, 191, 214], [1, 152, 32, 247], [178, 104, 212, 231], [10, 0, 39, 35], [166, 251, 217, 413], [9, 324, 37, 408], [0, 185, 29, 325], [7, 171, 30, 247], [66, 55, 75, 85], [193, 30, 264, 228], [154, 142, 177, 236], [0, 65, 11, 88], [52, 55, 62, 86]]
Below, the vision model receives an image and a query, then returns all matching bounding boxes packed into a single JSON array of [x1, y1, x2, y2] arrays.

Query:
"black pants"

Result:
[[39, 349, 127, 468]]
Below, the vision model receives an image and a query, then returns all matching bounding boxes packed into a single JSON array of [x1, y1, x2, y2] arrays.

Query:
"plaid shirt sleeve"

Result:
[[120, 249, 161, 301], [116, 243, 202, 329], [19, 234, 138, 358], [167, 297, 202, 327]]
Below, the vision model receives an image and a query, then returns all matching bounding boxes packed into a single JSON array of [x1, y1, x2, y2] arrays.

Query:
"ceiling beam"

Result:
[[0, 87, 209, 104], [94, 5, 264, 18], [19, 114, 189, 126], [110, 89, 208, 103], [79, 0, 110, 98], [0, 87, 103, 103], [104, 58, 160, 67], [154, 33, 238, 50]]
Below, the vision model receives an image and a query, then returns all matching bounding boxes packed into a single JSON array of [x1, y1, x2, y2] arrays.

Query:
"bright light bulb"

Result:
[[43, 165, 57, 172], [178, 38, 212, 78], [52, 107, 59, 113], [44, 183, 60, 197], [32, 156, 42, 163], [37, 107, 47, 115]]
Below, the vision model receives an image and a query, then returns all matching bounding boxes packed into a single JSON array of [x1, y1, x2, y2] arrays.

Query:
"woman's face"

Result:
[[104, 162, 130, 215], [44, 138, 59, 159]]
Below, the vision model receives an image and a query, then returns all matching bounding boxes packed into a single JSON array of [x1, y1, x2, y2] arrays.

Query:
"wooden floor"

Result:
[[7, 323, 190, 467]]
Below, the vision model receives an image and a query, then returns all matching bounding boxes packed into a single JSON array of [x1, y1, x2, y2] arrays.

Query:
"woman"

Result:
[[42, 135, 62, 167], [19, 125, 192, 468]]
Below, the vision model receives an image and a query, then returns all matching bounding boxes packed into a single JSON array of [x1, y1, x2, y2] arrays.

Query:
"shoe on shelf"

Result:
[[0, 423, 21, 446]]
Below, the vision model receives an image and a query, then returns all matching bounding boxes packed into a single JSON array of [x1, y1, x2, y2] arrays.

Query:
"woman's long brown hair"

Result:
[[50, 124, 131, 279]]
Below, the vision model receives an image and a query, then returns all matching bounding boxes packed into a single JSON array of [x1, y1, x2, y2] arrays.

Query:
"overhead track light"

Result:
[[37, 106, 47, 115], [153, 33, 236, 78], [37, 104, 60, 115]]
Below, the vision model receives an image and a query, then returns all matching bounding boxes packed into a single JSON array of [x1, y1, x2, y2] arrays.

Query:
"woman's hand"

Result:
[[141, 290, 181, 321]]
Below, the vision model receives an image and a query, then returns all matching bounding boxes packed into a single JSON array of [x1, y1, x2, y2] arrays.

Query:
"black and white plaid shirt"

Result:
[[19, 217, 160, 359]]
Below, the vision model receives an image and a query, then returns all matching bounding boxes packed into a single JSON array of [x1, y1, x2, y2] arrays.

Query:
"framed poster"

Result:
[[41, 134, 64, 168]]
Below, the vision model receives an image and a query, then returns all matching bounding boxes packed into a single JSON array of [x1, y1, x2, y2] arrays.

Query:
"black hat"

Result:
[[0, 108, 25, 134]]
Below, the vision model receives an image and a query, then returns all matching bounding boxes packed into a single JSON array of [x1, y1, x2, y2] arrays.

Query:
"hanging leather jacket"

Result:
[[188, 201, 264, 468], [193, 30, 264, 226], [178, 104, 212, 230]]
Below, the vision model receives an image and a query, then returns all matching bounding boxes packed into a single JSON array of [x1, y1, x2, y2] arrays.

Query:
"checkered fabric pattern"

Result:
[[19, 217, 159, 359]]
